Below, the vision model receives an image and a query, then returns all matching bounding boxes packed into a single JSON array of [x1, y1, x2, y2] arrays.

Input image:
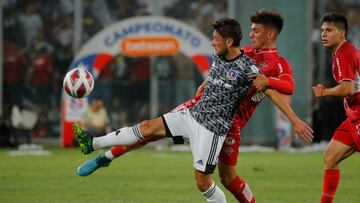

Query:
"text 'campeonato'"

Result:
[[104, 21, 202, 48]]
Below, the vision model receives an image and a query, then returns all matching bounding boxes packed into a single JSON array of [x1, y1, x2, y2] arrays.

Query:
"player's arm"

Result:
[[313, 80, 355, 97], [252, 73, 294, 94], [264, 88, 313, 142], [252, 59, 295, 94], [196, 79, 208, 95], [268, 74, 294, 94], [314, 54, 356, 97]]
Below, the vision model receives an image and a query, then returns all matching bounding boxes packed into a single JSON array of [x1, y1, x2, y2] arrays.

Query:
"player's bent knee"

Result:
[[195, 171, 213, 192], [195, 179, 212, 192], [323, 153, 339, 169], [138, 118, 166, 138]]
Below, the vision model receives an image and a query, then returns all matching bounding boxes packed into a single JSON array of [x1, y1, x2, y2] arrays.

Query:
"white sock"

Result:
[[202, 182, 227, 203], [92, 125, 144, 150], [104, 151, 115, 160]]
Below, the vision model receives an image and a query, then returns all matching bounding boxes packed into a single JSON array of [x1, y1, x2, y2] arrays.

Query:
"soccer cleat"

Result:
[[73, 122, 94, 154], [77, 153, 112, 176]]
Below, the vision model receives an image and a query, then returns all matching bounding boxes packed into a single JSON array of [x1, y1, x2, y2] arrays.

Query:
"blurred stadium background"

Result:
[[2, 0, 360, 203], [1, 0, 359, 148]]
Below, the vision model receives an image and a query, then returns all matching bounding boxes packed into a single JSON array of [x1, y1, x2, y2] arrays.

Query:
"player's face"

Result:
[[249, 23, 271, 49], [321, 22, 345, 51], [212, 30, 228, 56]]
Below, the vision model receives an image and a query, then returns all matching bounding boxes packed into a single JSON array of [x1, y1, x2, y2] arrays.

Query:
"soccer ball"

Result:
[[63, 67, 94, 98]]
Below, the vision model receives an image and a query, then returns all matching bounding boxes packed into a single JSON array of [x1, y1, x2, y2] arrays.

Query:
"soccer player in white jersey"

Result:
[[74, 18, 313, 203], [313, 12, 360, 203]]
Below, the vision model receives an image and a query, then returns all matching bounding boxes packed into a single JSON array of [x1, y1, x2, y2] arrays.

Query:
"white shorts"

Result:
[[163, 109, 225, 173]]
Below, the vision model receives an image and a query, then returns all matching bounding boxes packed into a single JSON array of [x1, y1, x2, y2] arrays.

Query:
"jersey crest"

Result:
[[226, 69, 238, 80]]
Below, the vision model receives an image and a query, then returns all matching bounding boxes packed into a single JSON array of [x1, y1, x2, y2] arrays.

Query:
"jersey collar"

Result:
[[333, 40, 346, 56], [253, 48, 278, 54]]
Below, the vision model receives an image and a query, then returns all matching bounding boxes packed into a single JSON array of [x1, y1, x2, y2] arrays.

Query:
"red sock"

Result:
[[110, 141, 146, 157], [110, 136, 161, 158], [110, 145, 129, 157], [321, 169, 340, 203], [225, 175, 255, 203]]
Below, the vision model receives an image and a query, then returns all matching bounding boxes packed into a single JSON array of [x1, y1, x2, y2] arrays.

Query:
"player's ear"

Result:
[[339, 30, 346, 39], [226, 38, 234, 47], [267, 30, 275, 40]]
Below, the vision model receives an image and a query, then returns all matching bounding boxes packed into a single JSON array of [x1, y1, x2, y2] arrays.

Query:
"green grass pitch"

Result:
[[0, 147, 359, 203]]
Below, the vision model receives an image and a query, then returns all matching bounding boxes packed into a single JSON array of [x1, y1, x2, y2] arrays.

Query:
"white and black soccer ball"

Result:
[[63, 66, 94, 98]]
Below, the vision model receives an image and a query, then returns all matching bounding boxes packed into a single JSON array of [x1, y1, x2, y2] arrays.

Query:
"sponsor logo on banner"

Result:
[[121, 37, 179, 56]]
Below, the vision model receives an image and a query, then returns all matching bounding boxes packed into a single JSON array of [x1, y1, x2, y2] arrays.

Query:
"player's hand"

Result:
[[292, 118, 313, 143], [312, 84, 325, 97], [252, 73, 269, 91]]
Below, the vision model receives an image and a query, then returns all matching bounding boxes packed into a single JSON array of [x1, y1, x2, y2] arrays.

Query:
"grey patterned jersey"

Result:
[[190, 52, 261, 135]]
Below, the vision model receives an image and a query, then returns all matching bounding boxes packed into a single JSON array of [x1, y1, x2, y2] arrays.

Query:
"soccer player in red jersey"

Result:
[[313, 12, 360, 203], [217, 10, 295, 203]]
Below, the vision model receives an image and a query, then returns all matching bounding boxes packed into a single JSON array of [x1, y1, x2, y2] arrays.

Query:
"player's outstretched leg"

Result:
[[73, 122, 94, 154], [76, 137, 160, 176], [77, 153, 111, 176], [76, 145, 139, 176]]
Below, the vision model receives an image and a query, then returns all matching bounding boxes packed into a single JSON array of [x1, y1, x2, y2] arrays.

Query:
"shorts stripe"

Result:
[[207, 134, 219, 165], [132, 125, 144, 141]]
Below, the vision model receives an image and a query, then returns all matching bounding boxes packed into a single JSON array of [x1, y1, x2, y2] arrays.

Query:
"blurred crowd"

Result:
[[3, 0, 360, 146], [2, 0, 226, 145]]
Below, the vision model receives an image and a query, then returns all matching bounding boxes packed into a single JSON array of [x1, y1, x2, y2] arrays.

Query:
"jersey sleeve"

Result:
[[170, 93, 202, 112], [334, 53, 356, 82], [268, 58, 295, 95]]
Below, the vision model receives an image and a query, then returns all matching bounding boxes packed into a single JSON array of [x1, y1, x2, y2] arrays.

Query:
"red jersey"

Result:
[[332, 41, 360, 121], [235, 46, 294, 128]]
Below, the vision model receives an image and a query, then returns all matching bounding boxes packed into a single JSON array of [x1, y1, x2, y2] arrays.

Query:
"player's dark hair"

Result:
[[212, 18, 242, 47], [250, 9, 283, 34], [321, 12, 348, 35]]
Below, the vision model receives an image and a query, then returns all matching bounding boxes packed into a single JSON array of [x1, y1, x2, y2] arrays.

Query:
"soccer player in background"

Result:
[[313, 12, 360, 203], [74, 17, 313, 203], [77, 10, 301, 203]]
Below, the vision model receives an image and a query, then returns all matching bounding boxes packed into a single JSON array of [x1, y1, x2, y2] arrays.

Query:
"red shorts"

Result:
[[332, 118, 360, 152], [219, 120, 241, 166]]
